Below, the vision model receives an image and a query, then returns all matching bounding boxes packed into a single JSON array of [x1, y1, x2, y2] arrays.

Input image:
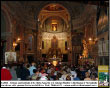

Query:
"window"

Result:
[[65, 41, 67, 50], [42, 41, 44, 49]]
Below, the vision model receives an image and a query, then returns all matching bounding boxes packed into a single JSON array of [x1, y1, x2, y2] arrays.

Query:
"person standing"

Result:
[[9, 65, 17, 80], [29, 62, 36, 76], [1, 64, 12, 80], [16, 63, 30, 80]]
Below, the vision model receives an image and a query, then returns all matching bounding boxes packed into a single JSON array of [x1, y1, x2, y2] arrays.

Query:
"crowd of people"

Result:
[[1, 61, 98, 81]]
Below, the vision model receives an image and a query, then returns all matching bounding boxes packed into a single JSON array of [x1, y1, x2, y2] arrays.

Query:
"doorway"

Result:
[[62, 54, 68, 62], [27, 55, 34, 64]]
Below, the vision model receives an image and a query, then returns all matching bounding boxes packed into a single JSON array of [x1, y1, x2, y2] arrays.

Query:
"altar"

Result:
[[47, 35, 62, 59], [48, 55, 62, 66], [48, 57, 62, 62]]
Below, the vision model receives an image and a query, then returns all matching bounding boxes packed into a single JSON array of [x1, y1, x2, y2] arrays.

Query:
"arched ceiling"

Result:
[[1, 1, 98, 30], [18, 1, 86, 19]]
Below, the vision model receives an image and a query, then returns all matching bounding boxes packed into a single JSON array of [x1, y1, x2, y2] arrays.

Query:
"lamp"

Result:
[[13, 42, 17, 51], [89, 37, 92, 41], [13, 37, 21, 51], [88, 37, 98, 45], [16, 37, 21, 43], [17, 37, 21, 41]]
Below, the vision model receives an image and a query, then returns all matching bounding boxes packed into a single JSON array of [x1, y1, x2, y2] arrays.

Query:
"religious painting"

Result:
[[52, 24, 57, 31], [5, 52, 16, 64]]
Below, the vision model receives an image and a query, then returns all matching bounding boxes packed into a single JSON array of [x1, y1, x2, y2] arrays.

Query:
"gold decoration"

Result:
[[53, 26, 56, 31], [53, 55, 56, 58], [82, 39, 88, 58], [52, 24, 57, 31], [52, 60, 58, 66]]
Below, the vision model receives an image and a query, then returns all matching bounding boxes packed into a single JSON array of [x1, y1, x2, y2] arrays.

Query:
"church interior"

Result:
[[1, 1, 109, 67]]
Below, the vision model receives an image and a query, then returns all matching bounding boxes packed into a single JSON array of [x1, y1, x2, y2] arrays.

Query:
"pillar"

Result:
[[12, 19, 17, 51], [19, 24, 24, 62], [37, 31, 42, 60], [67, 35, 72, 65], [6, 22, 13, 51]]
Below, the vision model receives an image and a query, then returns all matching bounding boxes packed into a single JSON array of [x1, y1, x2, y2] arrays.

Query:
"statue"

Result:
[[47, 35, 62, 60], [51, 35, 58, 49], [82, 39, 88, 58], [53, 55, 56, 58]]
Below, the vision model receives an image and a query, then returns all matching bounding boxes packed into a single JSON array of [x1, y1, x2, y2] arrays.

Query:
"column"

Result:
[[37, 32, 42, 60], [72, 46, 76, 65], [35, 32, 38, 61], [12, 19, 17, 51], [6, 21, 13, 51], [67, 35, 72, 65], [19, 24, 24, 62]]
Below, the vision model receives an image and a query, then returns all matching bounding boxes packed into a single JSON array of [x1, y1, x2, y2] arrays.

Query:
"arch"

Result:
[[42, 15, 67, 27], [1, 4, 12, 51], [1, 11, 6, 35], [41, 3, 70, 14], [38, 3, 70, 23], [37, 3, 71, 32], [1, 4, 12, 33], [36, 2, 71, 19]]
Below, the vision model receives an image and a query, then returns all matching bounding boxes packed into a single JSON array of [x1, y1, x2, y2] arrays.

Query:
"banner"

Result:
[[5, 52, 16, 64], [1, 81, 98, 87]]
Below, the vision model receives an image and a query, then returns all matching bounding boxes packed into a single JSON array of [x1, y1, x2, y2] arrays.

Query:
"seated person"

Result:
[[66, 75, 71, 81], [91, 73, 97, 81], [31, 69, 40, 80]]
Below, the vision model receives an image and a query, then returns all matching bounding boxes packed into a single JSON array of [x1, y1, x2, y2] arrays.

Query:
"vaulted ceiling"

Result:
[[6, 1, 86, 19], [2, 1, 107, 31]]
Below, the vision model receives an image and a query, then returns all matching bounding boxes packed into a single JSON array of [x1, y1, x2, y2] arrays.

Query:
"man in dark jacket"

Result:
[[16, 63, 30, 80]]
